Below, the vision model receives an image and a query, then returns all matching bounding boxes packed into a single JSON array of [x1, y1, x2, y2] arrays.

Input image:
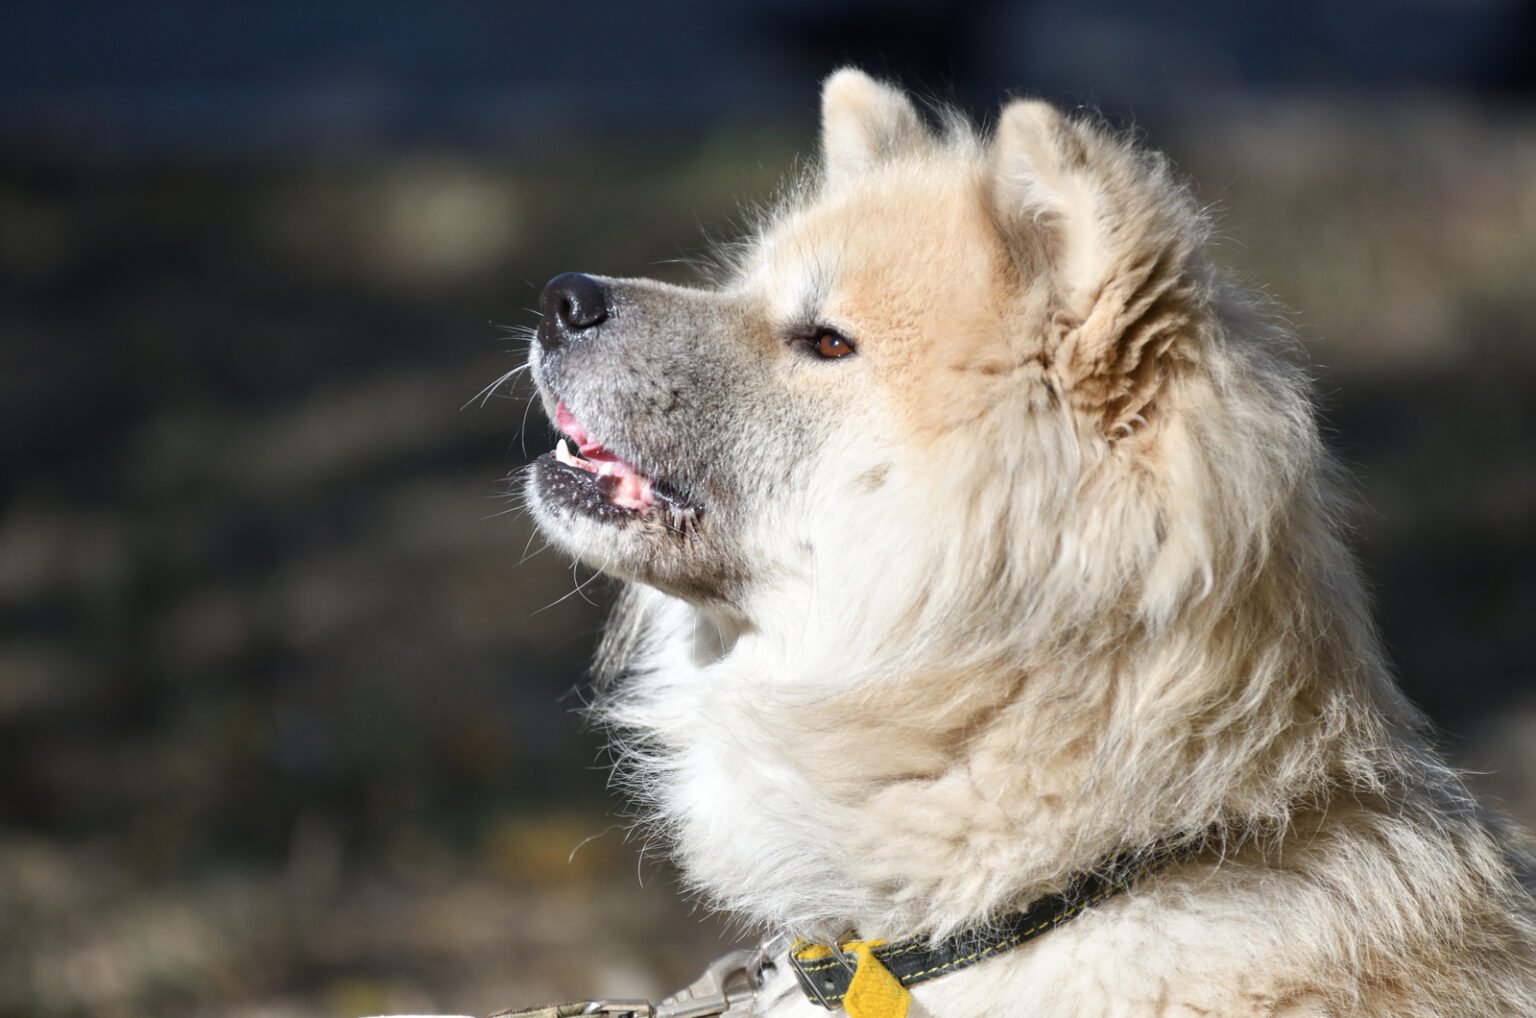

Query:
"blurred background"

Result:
[[2, 1, 1534, 1015]]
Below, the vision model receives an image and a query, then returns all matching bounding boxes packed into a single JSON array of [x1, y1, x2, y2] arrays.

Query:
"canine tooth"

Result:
[[555, 439, 574, 465]]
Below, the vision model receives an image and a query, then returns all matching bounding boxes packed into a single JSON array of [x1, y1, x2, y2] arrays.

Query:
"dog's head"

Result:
[[526, 70, 1309, 664]]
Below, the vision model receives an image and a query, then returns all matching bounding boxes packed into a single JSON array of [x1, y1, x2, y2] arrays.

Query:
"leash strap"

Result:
[[789, 846, 1180, 1012], [485, 945, 766, 1018]]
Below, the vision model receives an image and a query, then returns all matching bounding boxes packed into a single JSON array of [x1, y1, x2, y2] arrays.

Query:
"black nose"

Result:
[[538, 272, 609, 351]]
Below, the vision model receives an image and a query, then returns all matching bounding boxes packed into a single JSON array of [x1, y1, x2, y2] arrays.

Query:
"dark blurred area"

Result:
[[2, 2, 1534, 1015]]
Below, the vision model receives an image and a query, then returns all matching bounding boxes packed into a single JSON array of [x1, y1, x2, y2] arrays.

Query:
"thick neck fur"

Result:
[[596, 321, 1449, 940]]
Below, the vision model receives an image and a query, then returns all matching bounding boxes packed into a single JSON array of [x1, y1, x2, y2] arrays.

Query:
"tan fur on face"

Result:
[[753, 157, 1031, 444], [582, 70, 1536, 1017]]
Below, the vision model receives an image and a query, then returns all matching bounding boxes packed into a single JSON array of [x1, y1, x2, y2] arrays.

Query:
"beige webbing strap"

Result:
[[486, 1004, 592, 1018]]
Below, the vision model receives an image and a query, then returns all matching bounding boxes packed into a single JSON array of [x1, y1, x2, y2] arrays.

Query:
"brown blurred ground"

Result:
[[1, 99, 1533, 1016]]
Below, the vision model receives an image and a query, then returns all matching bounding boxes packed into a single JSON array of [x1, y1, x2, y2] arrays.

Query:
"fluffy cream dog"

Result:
[[524, 70, 1536, 1017]]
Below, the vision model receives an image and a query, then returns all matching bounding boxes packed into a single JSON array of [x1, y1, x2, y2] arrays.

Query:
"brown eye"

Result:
[[812, 329, 856, 360]]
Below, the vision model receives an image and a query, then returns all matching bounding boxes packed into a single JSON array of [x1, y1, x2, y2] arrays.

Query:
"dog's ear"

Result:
[[990, 100, 1104, 298], [820, 68, 926, 184], [990, 99, 1204, 438]]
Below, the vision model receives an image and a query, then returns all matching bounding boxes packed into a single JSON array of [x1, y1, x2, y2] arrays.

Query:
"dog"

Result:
[[523, 70, 1536, 1017]]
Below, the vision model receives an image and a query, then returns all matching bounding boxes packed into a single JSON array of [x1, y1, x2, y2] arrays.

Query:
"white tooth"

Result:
[[599, 461, 614, 477], [555, 439, 573, 465]]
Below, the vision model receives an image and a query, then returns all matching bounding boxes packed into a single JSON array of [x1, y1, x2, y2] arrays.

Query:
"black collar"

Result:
[[788, 845, 1186, 1010]]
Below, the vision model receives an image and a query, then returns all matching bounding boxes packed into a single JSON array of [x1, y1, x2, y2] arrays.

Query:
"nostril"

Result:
[[543, 272, 609, 332]]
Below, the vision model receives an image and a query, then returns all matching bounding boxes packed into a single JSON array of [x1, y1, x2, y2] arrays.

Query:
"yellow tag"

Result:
[[842, 942, 911, 1018]]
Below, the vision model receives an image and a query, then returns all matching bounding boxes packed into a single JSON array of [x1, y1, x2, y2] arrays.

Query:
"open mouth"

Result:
[[538, 402, 701, 525]]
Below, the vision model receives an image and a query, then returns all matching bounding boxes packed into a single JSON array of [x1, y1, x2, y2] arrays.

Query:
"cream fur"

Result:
[[544, 71, 1536, 1016]]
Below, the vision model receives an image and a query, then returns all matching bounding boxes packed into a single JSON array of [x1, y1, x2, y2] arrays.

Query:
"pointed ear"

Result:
[[990, 99, 1204, 439], [820, 68, 926, 184], [989, 98, 1103, 303]]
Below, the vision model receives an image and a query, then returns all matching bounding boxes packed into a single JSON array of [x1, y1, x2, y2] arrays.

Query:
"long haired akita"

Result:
[[523, 71, 1536, 1017]]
